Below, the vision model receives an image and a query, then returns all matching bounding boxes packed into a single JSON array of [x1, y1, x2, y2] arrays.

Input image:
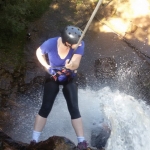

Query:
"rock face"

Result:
[[0, 130, 98, 150], [91, 122, 111, 149], [0, 130, 28, 150], [94, 57, 117, 79], [27, 136, 76, 150]]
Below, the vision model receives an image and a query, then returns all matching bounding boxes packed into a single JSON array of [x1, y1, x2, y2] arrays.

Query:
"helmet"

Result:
[[61, 25, 83, 45]]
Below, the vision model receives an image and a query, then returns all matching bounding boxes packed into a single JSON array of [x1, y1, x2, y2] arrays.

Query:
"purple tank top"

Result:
[[40, 37, 85, 67]]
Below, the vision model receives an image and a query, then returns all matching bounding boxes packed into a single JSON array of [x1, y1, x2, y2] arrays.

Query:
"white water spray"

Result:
[[78, 87, 150, 150]]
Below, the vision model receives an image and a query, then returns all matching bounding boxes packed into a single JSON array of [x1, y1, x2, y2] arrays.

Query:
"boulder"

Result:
[[91, 122, 111, 149], [0, 130, 97, 150]]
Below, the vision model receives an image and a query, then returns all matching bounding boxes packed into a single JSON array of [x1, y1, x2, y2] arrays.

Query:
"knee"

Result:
[[63, 82, 77, 100], [38, 105, 52, 118], [69, 106, 81, 119]]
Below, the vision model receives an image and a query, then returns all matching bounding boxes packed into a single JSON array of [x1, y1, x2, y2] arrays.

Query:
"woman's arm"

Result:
[[65, 54, 82, 70], [36, 47, 51, 69]]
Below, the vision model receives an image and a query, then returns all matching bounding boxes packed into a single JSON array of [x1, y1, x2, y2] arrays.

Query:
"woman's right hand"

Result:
[[45, 65, 51, 73], [45, 65, 51, 70]]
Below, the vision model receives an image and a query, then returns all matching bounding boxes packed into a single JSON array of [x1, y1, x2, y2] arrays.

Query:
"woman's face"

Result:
[[66, 42, 82, 49]]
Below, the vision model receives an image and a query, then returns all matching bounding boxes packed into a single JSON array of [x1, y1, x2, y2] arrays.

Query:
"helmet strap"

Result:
[[65, 42, 72, 48], [63, 42, 67, 46]]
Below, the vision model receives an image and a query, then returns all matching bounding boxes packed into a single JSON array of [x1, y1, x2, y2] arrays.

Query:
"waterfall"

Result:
[[78, 87, 150, 150]]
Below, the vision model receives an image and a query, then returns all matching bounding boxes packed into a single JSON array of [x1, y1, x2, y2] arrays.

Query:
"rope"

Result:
[[69, 0, 103, 62], [79, 0, 150, 62], [79, 0, 113, 29]]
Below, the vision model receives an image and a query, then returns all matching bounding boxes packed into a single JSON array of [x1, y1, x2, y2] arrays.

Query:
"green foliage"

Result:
[[0, 0, 51, 43], [26, 0, 51, 20], [0, 28, 26, 68], [0, 3, 28, 38], [0, 0, 52, 66], [76, 0, 83, 4]]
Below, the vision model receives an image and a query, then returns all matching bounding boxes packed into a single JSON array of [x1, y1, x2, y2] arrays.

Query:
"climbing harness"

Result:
[[48, 67, 76, 82]]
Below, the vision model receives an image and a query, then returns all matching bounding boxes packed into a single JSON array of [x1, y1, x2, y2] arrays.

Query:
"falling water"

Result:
[[80, 87, 150, 150]]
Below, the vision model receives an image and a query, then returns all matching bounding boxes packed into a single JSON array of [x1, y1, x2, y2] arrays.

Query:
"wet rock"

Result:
[[18, 84, 29, 93], [0, 66, 27, 105], [1, 64, 16, 74], [0, 68, 5, 75], [33, 28, 38, 32], [91, 122, 111, 149], [137, 69, 150, 87], [0, 111, 10, 123], [24, 62, 43, 84], [27, 136, 76, 150], [0, 131, 97, 150], [0, 94, 9, 107], [0, 72, 13, 91], [27, 136, 97, 150], [13, 72, 21, 78], [0, 130, 28, 150], [94, 57, 117, 79], [76, 72, 86, 88], [24, 70, 37, 84], [32, 76, 45, 85]]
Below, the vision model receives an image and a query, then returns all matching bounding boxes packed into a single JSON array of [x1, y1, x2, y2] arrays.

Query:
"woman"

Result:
[[31, 25, 88, 149]]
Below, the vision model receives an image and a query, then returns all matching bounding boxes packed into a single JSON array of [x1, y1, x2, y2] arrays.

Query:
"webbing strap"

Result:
[[50, 68, 73, 81]]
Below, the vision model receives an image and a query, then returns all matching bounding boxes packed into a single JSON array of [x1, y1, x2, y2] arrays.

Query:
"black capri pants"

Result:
[[38, 78, 81, 119]]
